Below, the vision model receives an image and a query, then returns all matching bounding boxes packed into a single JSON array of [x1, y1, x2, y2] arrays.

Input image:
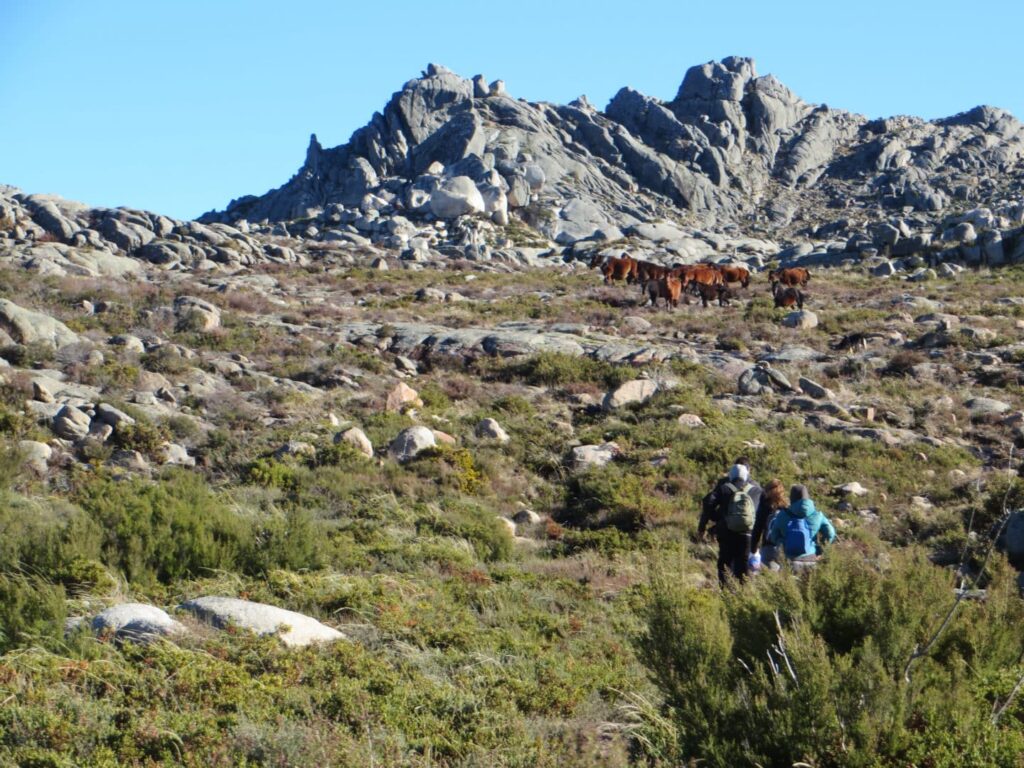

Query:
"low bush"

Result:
[[637, 546, 1024, 767], [478, 351, 635, 390], [0, 573, 66, 654]]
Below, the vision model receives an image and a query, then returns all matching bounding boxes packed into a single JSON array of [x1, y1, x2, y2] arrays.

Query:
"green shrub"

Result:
[[479, 351, 634, 389], [563, 466, 676, 531], [636, 547, 1024, 767], [246, 458, 300, 491], [74, 471, 254, 585], [416, 501, 513, 562], [0, 573, 66, 653]]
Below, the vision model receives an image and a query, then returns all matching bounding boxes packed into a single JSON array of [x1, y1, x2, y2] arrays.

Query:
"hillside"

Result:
[[1, 58, 1024, 767]]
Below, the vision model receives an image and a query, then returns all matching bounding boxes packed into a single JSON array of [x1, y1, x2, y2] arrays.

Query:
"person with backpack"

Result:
[[698, 462, 762, 584], [750, 478, 787, 570], [767, 484, 837, 562]]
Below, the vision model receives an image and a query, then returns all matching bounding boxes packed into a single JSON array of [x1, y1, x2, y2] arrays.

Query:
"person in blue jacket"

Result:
[[767, 484, 836, 559]]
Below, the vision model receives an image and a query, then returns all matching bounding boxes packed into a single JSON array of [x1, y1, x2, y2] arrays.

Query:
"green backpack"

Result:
[[722, 482, 756, 533]]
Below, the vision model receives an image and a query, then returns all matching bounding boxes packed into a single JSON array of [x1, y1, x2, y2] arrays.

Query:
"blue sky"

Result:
[[2, 0, 1021, 220]]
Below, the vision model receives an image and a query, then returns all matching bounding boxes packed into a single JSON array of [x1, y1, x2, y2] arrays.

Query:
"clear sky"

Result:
[[2, 0, 1022, 220]]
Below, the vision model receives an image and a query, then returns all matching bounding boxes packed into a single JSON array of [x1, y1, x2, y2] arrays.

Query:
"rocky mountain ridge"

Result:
[[200, 57, 1024, 244]]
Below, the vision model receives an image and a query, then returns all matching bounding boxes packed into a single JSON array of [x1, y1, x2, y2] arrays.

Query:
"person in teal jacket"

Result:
[[767, 484, 836, 558]]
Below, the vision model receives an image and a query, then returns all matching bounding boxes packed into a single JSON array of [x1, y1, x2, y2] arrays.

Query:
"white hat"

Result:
[[728, 464, 749, 483]]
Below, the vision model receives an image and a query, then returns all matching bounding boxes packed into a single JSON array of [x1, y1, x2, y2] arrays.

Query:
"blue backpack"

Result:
[[784, 516, 813, 558]]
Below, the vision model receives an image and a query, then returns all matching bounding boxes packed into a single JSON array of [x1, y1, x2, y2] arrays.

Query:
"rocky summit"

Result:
[[4, 56, 1024, 768], [200, 57, 1024, 254]]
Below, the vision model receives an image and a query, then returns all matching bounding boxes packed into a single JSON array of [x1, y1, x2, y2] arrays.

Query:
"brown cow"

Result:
[[589, 252, 606, 270], [773, 283, 805, 309], [768, 267, 810, 290], [601, 256, 636, 284], [646, 276, 683, 309]]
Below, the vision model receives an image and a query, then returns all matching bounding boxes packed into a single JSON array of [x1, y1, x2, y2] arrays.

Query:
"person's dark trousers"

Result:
[[717, 529, 752, 585]]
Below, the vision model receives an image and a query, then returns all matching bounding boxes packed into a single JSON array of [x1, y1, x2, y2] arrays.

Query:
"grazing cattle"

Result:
[[601, 256, 636, 285], [769, 267, 811, 290], [717, 265, 751, 288], [773, 283, 805, 309], [646, 276, 683, 309], [589, 252, 606, 270]]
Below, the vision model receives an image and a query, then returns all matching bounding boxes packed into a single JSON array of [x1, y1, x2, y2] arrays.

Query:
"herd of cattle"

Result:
[[590, 253, 811, 310]]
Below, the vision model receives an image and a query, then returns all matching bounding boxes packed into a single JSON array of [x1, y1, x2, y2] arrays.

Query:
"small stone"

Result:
[[432, 430, 456, 445], [512, 509, 542, 525], [32, 380, 54, 403], [336, 427, 374, 458], [396, 356, 419, 374], [475, 418, 510, 443], [273, 441, 316, 460], [161, 442, 195, 467], [677, 414, 706, 428], [782, 310, 818, 329], [835, 482, 868, 497], [798, 377, 834, 400], [385, 382, 422, 412], [620, 316, 653, 334], [571, 442, 620, 472]]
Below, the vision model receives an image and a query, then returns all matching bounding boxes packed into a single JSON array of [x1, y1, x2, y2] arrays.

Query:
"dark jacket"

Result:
[[751, 494, 784, 554], [698, 476, 763, 537]]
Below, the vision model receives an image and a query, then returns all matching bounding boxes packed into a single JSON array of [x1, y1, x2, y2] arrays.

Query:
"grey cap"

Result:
[[728, 464, 749, 483], [790, 484, 810, 502]]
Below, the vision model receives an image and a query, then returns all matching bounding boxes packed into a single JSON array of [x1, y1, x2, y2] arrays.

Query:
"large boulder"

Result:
[[91, 603, 184, 643], [965, 397, 1011, 422], [429, 176, 485, 218], [738, 364, 795, 395], [389, 426, 437, 463], [0, 299, 80, 348], [385, 382, 423, 412], [173, 296, 221, 332], [475, 418, 510, 443], [571, 442, 621, 472], [18, 440, 52, 474], [336, 426, 374, 458], [52, 405, 92, 441], [179, 596, 344, 647], [602, 379, 660, 410]]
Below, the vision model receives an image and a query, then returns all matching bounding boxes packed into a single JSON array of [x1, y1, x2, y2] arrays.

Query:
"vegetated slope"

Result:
[[1, 57, 1024, 766]]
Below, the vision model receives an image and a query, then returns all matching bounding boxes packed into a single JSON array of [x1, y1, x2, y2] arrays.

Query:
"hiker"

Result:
[[698, 461, 763, 584], [750, 478, 787, 570], [766, 484, 837, 562]]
